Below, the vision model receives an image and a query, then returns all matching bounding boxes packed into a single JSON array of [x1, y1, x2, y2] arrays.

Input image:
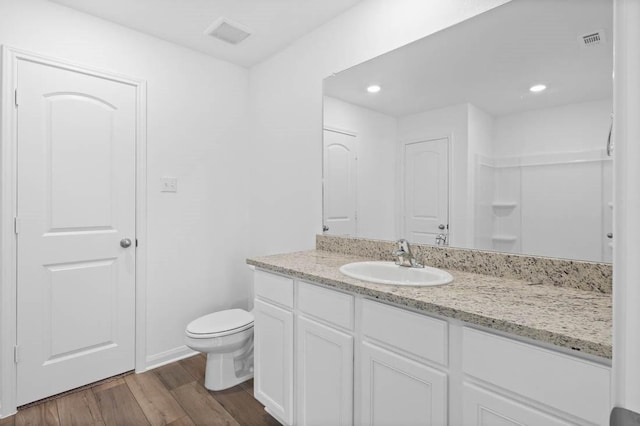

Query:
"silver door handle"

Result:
[[120, 238, 132, 248], [438, 224, 446, 230]]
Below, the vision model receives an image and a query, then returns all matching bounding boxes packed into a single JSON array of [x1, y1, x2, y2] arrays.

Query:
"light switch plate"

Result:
[[161, 177, 178, 193]]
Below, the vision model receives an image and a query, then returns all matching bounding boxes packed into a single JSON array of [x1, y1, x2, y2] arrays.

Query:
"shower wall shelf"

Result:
[[491, 235, 518, 242], [492, 202, 518, 208]]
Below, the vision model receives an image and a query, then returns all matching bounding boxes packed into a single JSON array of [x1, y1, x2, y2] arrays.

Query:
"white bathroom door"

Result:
[[15, 59, 137, 405], [403, 138, 449, 245], [323, 129, 357, 236]]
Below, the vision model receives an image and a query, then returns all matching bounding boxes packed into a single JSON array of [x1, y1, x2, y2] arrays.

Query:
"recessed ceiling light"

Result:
[[367, 85, 381, 93], [529, 84, 547, 93]]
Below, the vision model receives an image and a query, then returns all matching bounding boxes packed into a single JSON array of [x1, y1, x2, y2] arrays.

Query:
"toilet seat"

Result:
[[186, 309, 254, 339]]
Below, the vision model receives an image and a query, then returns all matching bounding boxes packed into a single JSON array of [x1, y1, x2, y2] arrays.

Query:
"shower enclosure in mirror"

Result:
[[322, 0, 613, 263]]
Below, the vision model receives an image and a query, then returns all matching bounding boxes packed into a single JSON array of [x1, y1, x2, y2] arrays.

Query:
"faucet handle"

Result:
[[410, 258, 424, 268], [396, 239, 411, 253], [393, 239, 424, 268]]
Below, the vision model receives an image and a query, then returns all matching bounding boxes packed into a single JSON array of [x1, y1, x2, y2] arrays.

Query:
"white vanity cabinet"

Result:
[[359, 299, 448, 425], [253, 271, 356, 426], [296, 281, 354, 426], [252, 269, 611, 426], [253, 271, 294, 425], [461, 328, 611, 426]]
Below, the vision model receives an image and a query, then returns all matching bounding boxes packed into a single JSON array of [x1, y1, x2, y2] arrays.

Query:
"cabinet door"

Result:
[[463, 383, 577, 426], [462, 327, 610, 425], [296, 316, 353, 426], [360, 342, 447, 426], [254, 299, 294, 425]]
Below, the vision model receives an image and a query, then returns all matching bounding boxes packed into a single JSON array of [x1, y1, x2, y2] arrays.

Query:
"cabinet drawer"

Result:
[[462, 327, 610, 425], [463, 382, 575, 426], [362, 299, 448, 366], [298, 281, 354, 330], [254, 270, 294, 308]]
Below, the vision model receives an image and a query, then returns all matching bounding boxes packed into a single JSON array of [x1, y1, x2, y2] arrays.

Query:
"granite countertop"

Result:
[[247, 250, 612, 359]]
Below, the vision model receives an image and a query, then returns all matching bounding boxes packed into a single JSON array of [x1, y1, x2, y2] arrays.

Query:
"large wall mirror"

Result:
[[322, 0, 613, 263]]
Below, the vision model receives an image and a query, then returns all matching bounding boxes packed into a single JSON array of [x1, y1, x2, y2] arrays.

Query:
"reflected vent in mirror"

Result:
[[579, 30, 605, 47], [205, 17, 252, 45]]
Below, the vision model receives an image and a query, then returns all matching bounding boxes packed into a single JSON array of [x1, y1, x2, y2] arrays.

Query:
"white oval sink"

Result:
[[339, 261, 453, 286]]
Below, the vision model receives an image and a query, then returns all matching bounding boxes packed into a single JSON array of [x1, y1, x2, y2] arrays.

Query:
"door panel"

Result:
[[254, 299, 294, 425], [403, 138, 449, 245], [47, 94, 116, 231], [297, 316, 353, 426], [16, 59, 137, 405], [46, 259, 117, 360], [323, 129, 357, 236], [360, 342, 447, 425]]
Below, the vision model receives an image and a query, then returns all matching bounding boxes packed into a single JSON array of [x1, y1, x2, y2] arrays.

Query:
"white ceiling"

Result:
[[324, 0, 613, 118], [48, 0, 363, 68]]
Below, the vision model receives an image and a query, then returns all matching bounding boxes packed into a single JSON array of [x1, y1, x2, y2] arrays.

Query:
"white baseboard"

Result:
[[144, 345, 197, 371]]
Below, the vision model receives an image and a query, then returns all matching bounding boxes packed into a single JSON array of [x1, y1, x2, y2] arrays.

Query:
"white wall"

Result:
[[493, 99, 612, 156], [323, 96, 397, 240], [397, 103, 471, 247], [0, 0, 251, 375], [248, 0, 511, 256]]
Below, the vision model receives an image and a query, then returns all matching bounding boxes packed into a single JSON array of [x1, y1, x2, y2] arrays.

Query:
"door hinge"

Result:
[[14, 217, 20, 234], [135, 239, 138, 247], [14, 345, 19, 364], [14, 89, 18, 108]]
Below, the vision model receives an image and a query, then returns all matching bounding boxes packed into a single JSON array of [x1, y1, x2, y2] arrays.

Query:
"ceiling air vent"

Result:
[[579, 30, 606, 48], [204, 17, 252, 45]]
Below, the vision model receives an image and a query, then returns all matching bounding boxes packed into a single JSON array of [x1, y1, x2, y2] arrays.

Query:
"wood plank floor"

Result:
[[1, 354, 280, 426]]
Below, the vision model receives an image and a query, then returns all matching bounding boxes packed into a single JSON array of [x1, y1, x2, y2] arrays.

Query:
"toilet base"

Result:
[[204, 352, 253, 391]]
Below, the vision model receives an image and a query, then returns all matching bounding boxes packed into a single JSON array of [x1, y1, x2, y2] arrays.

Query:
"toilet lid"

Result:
[[186, 309, 254, 335]]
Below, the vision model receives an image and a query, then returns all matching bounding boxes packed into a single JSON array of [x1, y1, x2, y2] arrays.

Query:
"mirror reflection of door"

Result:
[[403, 138, 449, 245], [323, 129, 357, 236]]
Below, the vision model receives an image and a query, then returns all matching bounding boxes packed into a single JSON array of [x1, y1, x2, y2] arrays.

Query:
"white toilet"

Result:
[[184, 308, 254, 391]]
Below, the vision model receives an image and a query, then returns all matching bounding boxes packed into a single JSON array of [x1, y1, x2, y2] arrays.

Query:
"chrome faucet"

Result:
[[393, 239, 424, 268], [435, 233, 448, 246]]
